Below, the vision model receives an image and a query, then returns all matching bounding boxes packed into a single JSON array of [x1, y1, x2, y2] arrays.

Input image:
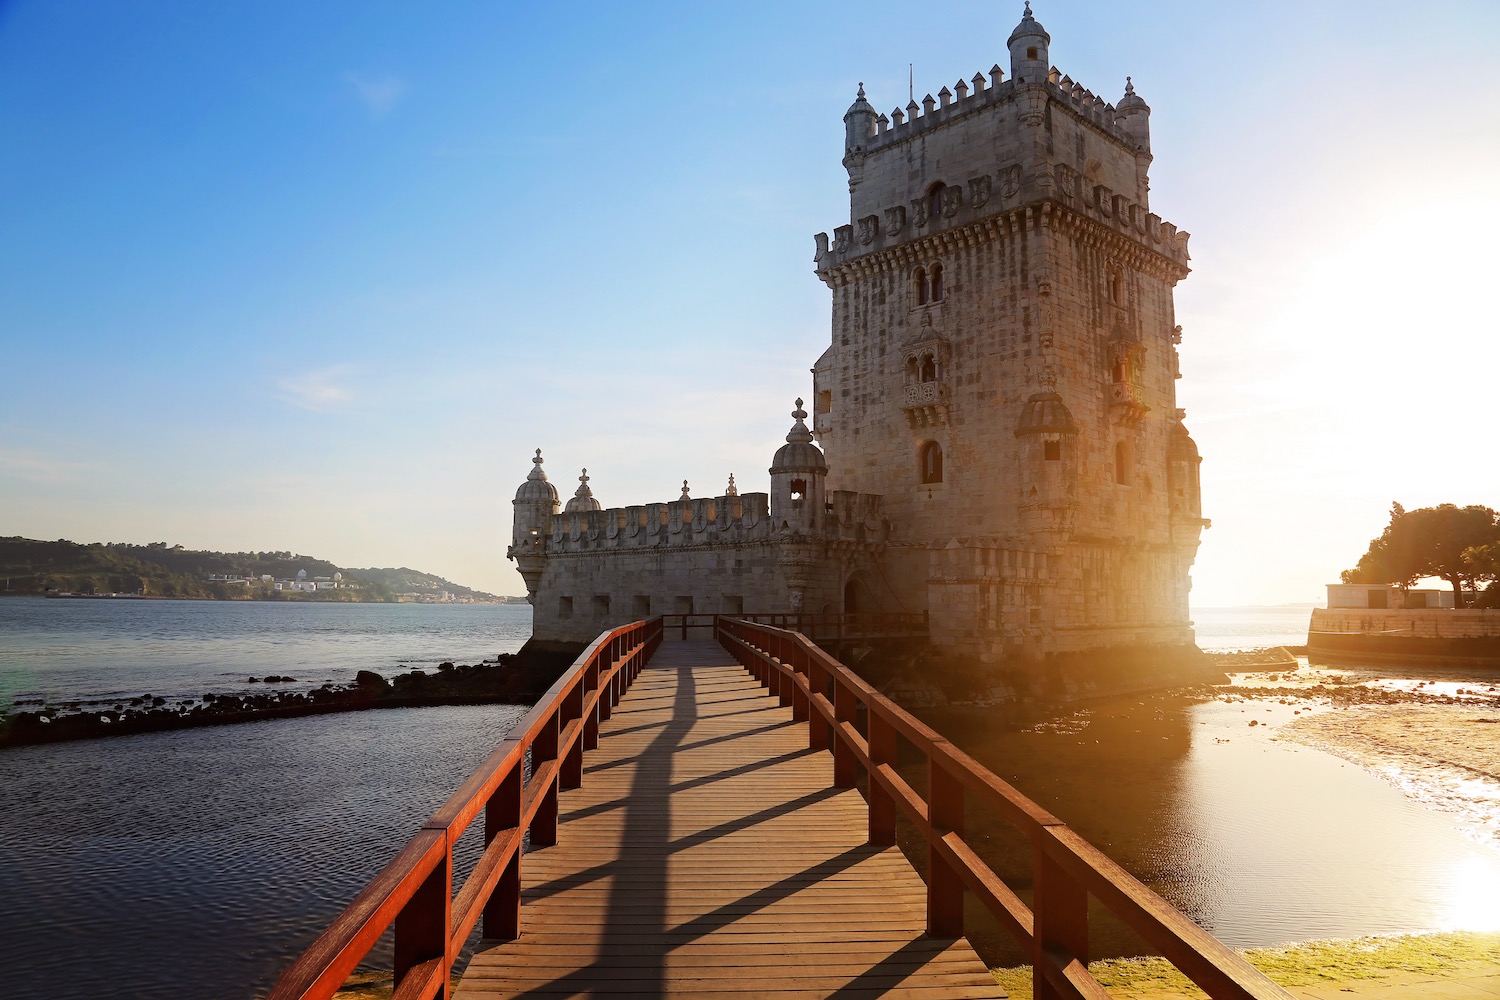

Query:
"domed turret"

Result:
[[1014, 391, 1079, 437], [1168, 419, 1203, 521], [843, 82, 878, 153], [771, 398, 828, 475], [769, 399, 827, 531], [508, 448, 560, 602], [1116, 76, 1152, 155], [1008, 2, 1051, 84], [514, 448, 560, 505], [564, 468, 601, 513]]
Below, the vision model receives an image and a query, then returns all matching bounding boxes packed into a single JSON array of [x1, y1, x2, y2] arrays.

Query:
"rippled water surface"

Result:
[[0, 597, 532, 711], [0, 703, 527, 998], [1190, 604, 1318, 651]]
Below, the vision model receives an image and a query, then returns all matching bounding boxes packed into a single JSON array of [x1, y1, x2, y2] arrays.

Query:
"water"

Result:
[[0, 597, 533, 713], [0, 704, 527, 997], [2, 600, 1498, 997], [1190, 604, 1318, 651]]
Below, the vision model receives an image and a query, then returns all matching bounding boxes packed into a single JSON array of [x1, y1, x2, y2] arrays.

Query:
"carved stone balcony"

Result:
[[1108, 381, 1150, 425], [902, 380, 948, 428]]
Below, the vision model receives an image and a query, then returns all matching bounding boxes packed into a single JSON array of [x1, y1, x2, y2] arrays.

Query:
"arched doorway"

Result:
[[843, 573, 878, 614]]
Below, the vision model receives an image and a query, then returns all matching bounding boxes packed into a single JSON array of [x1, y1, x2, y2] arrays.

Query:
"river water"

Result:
[[1, 600, 1497, 997]]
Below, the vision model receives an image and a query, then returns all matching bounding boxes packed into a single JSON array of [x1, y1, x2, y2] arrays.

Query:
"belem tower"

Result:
[[509, 4, 1208, 672]]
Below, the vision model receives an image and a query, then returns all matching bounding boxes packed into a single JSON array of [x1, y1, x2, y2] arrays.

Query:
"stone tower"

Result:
[[811, 3, 1207, 666]]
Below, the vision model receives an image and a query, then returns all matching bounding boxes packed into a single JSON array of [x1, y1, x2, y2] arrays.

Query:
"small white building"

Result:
[[1326, 584, 1456, 610]]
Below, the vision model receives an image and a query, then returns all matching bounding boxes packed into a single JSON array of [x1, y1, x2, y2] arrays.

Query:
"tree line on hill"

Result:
[[0, 536, 499, 602], [1341, 503, 1500, 607]]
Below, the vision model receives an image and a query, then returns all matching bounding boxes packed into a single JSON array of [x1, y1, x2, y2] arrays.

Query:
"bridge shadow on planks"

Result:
[[455, 641, 1003, 999]]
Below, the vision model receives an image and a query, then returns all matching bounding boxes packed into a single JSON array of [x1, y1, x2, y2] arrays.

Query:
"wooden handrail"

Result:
[[269, 617, 663, 1000], [717, 617, 1293, 1000]]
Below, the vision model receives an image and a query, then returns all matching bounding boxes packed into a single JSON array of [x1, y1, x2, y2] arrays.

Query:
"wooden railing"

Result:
[[660, 611, 928, 642], [269, 617, 663, 1000], [717, 618, 1292, 1000]]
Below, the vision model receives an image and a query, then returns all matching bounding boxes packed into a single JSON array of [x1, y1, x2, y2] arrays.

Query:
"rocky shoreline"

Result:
[[0, 648, 577, 750]]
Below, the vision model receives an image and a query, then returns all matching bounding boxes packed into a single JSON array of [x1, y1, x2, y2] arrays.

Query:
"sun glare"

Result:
[[1439, 855, 1500, 932]]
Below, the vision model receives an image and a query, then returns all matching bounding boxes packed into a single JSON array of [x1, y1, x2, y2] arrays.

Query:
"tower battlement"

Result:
[[546, 493, 773, 553]]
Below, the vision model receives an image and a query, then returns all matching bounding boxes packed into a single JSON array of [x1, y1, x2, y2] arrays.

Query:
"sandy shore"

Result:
[[1282, 704, 1500, 782], [1208, 663, 1500, 847]]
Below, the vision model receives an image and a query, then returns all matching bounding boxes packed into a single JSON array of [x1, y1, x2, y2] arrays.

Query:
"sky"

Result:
[[2, 0, 1497, 606]]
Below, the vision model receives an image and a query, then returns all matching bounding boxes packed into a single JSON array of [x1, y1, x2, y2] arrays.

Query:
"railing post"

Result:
[[833, 681, 857, 788], [928, 762, 964, 938], [868, 713, 896, 845], [560, 674, 585, 789], [394, 836, 450, 995], [583, 650, 601, 751], [791, 640, 809, 723], [808, 654, 832, 751], [598, 638, 614, 722], [532, 712, 560, 847], [778, 638, 795, 709], [484, 764, 523, 941], [1033, 833, 1089, 1000]]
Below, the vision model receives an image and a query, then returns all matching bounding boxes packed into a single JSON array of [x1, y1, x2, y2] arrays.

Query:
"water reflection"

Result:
[[919, 687, 1500, 963]]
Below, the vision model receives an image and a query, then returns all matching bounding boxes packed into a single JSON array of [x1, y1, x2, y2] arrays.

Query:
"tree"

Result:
[[1343, 503, 1500, 605]]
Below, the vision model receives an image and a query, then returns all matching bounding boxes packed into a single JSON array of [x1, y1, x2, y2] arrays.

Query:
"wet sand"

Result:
[[1214, 664, 1500, 848]]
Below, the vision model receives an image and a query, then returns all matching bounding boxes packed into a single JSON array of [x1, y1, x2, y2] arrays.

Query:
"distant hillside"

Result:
[[0, 537, 502, 602]]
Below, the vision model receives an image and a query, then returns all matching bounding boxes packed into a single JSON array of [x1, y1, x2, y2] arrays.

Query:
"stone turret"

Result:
[[1116, 76, 1153, 204], [770, 400, 829, 612], [843, 83, 878, 193], [565, 468, 601, 513], [1015, 390, 1080, 541], [1116, 76, 1151, 153], [508, 449, 560, 602], [1167, 418, 1205, 527], [1007, 2, 1050, 84], [769, 399, 827, 533]]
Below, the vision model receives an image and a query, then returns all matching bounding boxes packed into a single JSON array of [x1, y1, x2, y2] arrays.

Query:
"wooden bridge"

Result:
[[271, 617, 1292, 1000]]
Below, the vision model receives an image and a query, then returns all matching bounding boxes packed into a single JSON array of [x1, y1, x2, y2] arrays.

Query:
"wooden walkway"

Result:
[[455, 641, 1003, 998]]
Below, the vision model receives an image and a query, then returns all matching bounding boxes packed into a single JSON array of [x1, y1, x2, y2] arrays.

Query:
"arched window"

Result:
[[789, 478, 807, 502], [1111, 357, 1128, 383], [1107, 264, 1123, 305], [920, 441, 944, 484], [914, 266, 928, 305], [919, 353, 937, 383], [930, 262, 944, 301], [1044, 439, 1061, 462], [1114, 441, 1130, 485], [905, 356, 919, 381], [928, 183, 945, 220]]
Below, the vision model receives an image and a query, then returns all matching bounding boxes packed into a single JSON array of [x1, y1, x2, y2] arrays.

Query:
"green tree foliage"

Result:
[[1342, 503, 1500, 605]]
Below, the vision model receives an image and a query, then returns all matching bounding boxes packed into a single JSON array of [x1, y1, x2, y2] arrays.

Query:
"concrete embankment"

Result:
[[1309, 608, 1500, 668]]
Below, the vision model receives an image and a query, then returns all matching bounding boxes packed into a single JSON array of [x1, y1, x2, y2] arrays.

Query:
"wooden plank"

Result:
[[454, 641, 1003, 999]]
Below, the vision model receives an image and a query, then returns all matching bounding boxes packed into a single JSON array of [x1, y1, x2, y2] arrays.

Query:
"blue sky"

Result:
[[3, 1, 1499, 603]]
